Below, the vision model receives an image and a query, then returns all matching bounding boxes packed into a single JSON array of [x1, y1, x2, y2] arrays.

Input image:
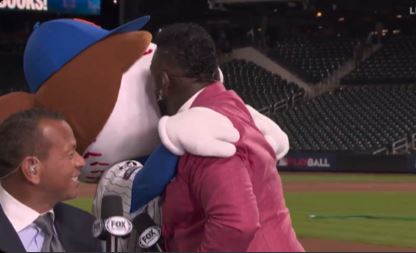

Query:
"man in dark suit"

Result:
[[0, 108, 101, 252]]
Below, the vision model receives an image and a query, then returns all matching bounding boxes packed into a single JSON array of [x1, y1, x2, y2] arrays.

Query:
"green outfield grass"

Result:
[[66, 173, 416, 248], [285, 191, 416, 248], [65, 198, 94, 213], [280, 172, 416, 182]]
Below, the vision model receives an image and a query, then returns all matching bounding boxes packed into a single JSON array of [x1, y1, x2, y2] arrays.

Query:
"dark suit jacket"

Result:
[[0, 202, 101, 252]]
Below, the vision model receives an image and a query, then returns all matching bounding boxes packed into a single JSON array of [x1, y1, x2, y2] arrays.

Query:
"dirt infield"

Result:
[[78, 180, 416, 252]]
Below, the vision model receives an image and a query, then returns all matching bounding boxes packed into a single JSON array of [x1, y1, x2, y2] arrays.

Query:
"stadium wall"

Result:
[[278, 152, 416, 173]]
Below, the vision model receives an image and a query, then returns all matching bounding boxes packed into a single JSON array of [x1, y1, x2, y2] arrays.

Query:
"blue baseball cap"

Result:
[[24, 15, 150, 92]]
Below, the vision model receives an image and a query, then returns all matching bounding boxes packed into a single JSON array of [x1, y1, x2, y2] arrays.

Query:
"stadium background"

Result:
[[1, 0, 416, 251]]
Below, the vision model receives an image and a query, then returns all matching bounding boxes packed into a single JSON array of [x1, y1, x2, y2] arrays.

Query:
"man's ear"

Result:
[[217, 67, 224, 82], [20, 157, 41, 185]]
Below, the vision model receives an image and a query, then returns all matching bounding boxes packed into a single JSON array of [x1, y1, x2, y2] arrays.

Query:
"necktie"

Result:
[[34, 213, 65, 252]]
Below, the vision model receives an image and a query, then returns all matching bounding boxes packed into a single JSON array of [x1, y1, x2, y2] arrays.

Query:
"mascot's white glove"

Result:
[[158, 107, 240, 157], [246, 105, 290, 160], [158, 105, 289, 160]]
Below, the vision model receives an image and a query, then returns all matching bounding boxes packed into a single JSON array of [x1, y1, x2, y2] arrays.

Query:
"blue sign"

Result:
[[49, 0, 100, 15], [0, 0, 101, 15], [406, 155, 416, 172], [278, 153, 337, 171]]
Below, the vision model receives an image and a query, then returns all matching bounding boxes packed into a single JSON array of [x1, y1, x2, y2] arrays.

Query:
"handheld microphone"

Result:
[[133, 212, 164, 252], [92, 195, 133, 252]]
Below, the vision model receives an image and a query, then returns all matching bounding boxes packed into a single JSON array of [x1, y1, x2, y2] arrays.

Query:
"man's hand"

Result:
[[158, 107, 240, 157]]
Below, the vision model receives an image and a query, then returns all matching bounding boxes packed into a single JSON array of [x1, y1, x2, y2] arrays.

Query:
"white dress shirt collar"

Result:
[[0, 183, 54, 232]]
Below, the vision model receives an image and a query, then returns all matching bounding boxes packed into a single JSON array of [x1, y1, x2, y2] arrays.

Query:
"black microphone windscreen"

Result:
[[132, 212, 156, 233], [101, 194, 123, 219], [133, 212, 163, 251]]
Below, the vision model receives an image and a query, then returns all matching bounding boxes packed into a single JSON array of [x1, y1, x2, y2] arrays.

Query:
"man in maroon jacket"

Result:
[[150, 23, 304, 252]]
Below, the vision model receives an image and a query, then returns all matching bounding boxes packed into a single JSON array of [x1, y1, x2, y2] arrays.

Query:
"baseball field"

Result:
[[67, 172, 416, 252]]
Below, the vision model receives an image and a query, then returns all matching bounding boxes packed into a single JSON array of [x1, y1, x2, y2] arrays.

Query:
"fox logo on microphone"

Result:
[[104, 216, 133, 236], [139, 226, 161, 248]]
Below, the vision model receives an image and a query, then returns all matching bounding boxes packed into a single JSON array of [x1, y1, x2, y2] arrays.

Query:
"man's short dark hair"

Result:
[[0, 108, 64, 176], [154, 23, 218, 83]]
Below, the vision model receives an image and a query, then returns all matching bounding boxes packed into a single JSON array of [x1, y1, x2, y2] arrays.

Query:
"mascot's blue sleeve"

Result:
[[130, 144, 178, 213]]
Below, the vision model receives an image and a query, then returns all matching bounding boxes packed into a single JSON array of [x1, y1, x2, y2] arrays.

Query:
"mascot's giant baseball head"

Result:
[[0, 16, 161, 182]]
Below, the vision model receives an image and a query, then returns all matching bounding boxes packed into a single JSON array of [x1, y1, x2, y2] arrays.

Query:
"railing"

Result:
[[372, 132, 416, 155], [258, 91, 305, 115], [392, 137, 409, 154], [412, 133, 416, 151], [372, 147, 389, 155]]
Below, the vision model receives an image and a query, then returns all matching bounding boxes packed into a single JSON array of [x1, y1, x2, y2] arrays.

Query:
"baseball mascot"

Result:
[[0, 16, 289, 251]]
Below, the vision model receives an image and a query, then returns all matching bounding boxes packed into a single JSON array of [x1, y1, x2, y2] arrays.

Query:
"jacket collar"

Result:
[[0, 206, 26, 252]]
